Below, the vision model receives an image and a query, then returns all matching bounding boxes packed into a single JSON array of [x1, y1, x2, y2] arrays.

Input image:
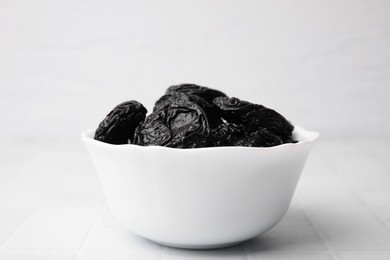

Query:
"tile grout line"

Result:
[[316, 143, 390, 229], [301, 140, 390, 259], [13, 248, 390, 254], [0, 171, 69, 257], [341, 181, 390, 229], [297, 198, 341, 260], [353, 138, 390, 173], [2, 249, 79, 253], [297, 145, 341, 260], [349, 138, 390, 228], [74, 203, 108, 260]]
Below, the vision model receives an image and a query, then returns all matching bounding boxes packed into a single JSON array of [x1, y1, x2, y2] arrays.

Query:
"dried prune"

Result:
[[213, 97, 294, 143], [234, 128, 283, 147], [213, 97, 264, 123], [210, 122, 244, 146], [94, 101, 147, 144], [133, 111, 171, 146], [154, 91, 222, 128], [134, 99, 210, 148], [154, 91, 209, 112], [165, 100, 211, 148], [94, 84, 295, 148], [166, 84, 227, 104]]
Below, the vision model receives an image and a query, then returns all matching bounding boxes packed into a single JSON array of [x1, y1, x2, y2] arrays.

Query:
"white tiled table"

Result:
[[1, 137, 390, 260]]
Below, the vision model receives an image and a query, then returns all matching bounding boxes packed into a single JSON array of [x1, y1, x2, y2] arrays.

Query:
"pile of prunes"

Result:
[[94, 84, 295, 148]]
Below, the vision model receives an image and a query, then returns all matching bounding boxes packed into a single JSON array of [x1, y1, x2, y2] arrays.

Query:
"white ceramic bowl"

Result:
[[82, 126, 319, 249]]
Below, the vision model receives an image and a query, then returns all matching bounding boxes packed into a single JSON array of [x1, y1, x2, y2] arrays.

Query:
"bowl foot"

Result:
[[148, 239, 248, 249]]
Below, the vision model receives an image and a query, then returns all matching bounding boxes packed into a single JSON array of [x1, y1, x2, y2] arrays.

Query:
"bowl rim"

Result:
[[81, 126, 319, 152]]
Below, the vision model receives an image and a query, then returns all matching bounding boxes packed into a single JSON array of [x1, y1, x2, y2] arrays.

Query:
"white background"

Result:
[[1, 0, 390, 140]]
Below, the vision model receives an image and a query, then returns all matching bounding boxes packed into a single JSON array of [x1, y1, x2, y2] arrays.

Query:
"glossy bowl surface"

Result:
[[82, 126, 319, 249]]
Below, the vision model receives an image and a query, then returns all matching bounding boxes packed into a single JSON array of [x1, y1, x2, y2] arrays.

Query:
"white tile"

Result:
[[362, 206, 390, 228], [322, 226, 390, 251], [161, 253, 247, 260], [296, 176, 362, 207], [299, 149, 334, 178], [0, 164, 25, 190], [80, 252, 160, 260], [4, 226, 89, 250], [245, 207, 328, 252], [27, 207, 100, 229], [249, 253, 333, 260], [2, 137, 390, 257], [0, 251, 76, 260], [306, 205, 385, 229], [0, 155, 67, 210], [0, 208, 33, 227], [341, 171, 390, 190], [54, 172, 103, 195], [161, 244, 246, 260], [359, 190, 390, 207], [10, 169, 63, 193], [371, 206, 390, 227], [296, 189, 362, 208], [41, 169, 105, 209], [354, 138, 390, 170], [339, 252, 390, 260], [318, 141, 390, 190], [0, 228, 15, 246], [352, 190, 390, 226], [0, 188, 47, 209], [99, 210, 122, 228], [298, 171, 342, 189], [87, 226, 162, 252], [43, 190, 105, 208]]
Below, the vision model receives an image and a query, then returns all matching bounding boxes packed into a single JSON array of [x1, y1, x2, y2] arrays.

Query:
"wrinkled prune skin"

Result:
[[154, 91, 222, 128], [154, 91, 210, 112], [166, 84, 227, 104], [210, 122, 245, 146], [213, 97, 294, 143], [166, 100, 210, 148], [134, 99, 210, 148], [234, 128, 283, 147], [94, 101, 147, 144], [94, 85, 296, 148], [133, 112, 171, 146]]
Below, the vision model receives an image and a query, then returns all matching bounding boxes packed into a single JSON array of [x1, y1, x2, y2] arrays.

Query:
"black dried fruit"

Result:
[[135, 99, 210, 148], [213, 97, 294, 143], [234, 128, 283, 147], [94, 84, 295, 148], [94, 101, 147, 144], [210, 122, 245, 146], [166, 83, 227, 104], [154, 91, 222, 128], [133, 111, 171, 146], [154, 91, 210, 112]]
